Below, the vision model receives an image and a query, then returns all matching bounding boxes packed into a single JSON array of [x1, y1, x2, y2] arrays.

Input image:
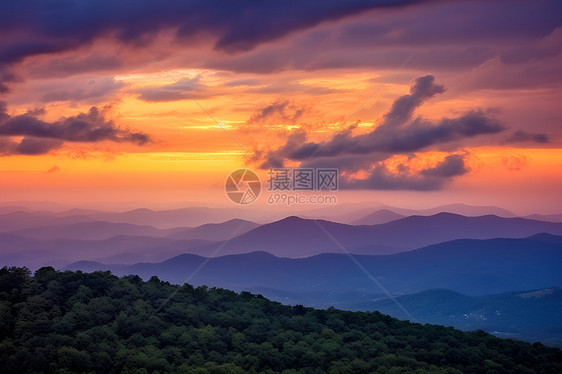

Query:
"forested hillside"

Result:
[[1, 267, 561, 373]]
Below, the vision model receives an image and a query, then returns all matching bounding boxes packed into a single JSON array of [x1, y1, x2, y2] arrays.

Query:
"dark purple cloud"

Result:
[[337, 1, 562, 48], [0, 0, 433, 66], [250, 75, 507, 190], [207, 0, 562, 76], [0, 136, 63, 156], [380, 75, 444, 128], [268, 79, 505, 162], [0, 106, 151, 144], [13, 137, 64, 155], [0, 103, 152, 155], [420, 153, 468, 178], [341, 153, 470, 191], [0, 68, 18, 94], [506, 131, 549, 144]]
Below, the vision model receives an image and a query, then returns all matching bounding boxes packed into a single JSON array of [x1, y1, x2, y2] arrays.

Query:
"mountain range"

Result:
[[63, 233, 562, 345], [4, 211, 562, 269], [186, 213, 562, 257], [66, 233, 562, 299], [3, 201, 562, 346]]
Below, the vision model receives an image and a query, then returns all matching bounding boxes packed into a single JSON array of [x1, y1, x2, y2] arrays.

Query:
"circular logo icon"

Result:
[[225, 169, 261, 205]]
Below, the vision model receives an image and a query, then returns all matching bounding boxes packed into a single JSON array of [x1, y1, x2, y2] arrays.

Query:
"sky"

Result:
[[0, 0, 561, 213]]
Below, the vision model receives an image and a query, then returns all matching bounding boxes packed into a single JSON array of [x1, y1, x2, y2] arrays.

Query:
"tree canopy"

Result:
[[1, 266, 561, 373]]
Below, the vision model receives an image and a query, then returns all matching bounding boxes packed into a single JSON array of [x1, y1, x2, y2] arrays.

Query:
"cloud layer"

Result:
[[250, 76, 518, 190], [0, 103, 151, 155], [0, 0, 431, 65]]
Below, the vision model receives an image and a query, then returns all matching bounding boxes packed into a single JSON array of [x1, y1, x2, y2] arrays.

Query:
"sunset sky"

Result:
[[0, 0, 561, 213]]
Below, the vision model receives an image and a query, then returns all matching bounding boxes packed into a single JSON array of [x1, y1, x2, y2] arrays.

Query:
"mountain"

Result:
[[188, 213, 562, 257], [0, 206, 268, 231], [0, 234, 215, 269], [165, 219, 259, 241], [421, 204, 516, 217], [0, 200, 69, 211], [0, 205, 34, 214], [298, 202, 384, 223], [300, 203, 515, 223], [66, 234, 562, 301], [10, 221, 166, 240], [65, 235, 562, 345], [0, 211, 95, 232], [5, 212, 562, 268], [357, 287, 562, 347], [383, 203, 516, 218], [78, 207, 275, 228], [525, 214, 562, 223], [352, 209, 405, 225]]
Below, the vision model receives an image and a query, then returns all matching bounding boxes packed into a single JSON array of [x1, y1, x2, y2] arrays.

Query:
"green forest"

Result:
[[1, 266, 561, 373]]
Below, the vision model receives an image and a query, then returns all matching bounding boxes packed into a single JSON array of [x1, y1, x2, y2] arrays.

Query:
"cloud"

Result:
[[258, 78, 504, 162], [247, 80, 346, 95], [224, 78, 262, 87], [41, 77, 125, 103], [0, 105, 151, 144], [136, 76, 220, 102], [341, 153, 470, 191], [250, 75, 505, 190], [205, 1, 562, 75], [506, 130, 549, 144], [0, 68, 18, 94], [420, 154, 469, 178], [45, 165, 61, 174], [0, 137, 63, 156], [0, 0, 432, 67], [248, 99, 306, 125], [381, 75, 444, 128], [248, 128, 309, 169], [502, 155, 528, 171], [13, 137, 64, 155], [0, 103, 152, 155], [28, 54, 122, 78]]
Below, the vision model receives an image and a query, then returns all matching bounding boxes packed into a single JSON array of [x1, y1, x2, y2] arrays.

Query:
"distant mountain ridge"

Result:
[[187, 212, 562, 257], [66, 233, 562, 298], [165, 219, 259, 241], [352, 209, 405, 225], [525, 214, 562, 223], [11, 221, 165, 240], [0, 202, 523, 229], [4, 212, 562, 269]]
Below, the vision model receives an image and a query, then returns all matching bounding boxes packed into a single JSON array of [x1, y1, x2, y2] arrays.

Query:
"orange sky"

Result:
[[0, 1, 561, 214]]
